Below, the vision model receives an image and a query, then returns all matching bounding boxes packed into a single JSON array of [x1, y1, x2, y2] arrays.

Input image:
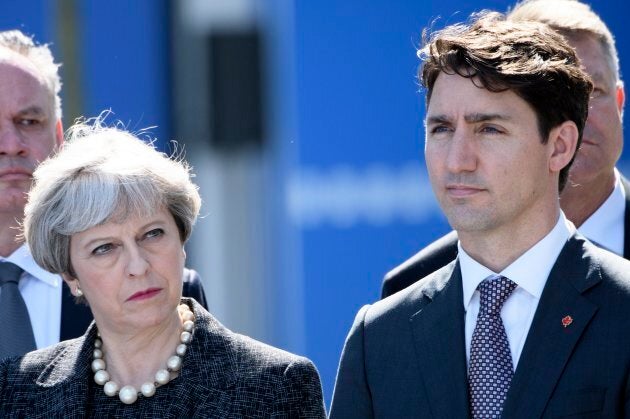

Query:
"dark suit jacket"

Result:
[[331, 235, 630, 418], [382, 176, 630, 298], [0, 298, 326, 418], [59, 268, 208, 341]]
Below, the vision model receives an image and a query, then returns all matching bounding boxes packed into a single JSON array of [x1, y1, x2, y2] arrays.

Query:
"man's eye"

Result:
[[92, 243, 114, 256], [480, 126, 502, 134], [591, 88, 605, 99], [430, 126, 450, 134], [17, 118, 40, 126], [144, 228, 164, 239]]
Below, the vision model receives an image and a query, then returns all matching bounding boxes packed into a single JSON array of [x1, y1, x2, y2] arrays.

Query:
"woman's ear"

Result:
[[61, 273, 82, 297]]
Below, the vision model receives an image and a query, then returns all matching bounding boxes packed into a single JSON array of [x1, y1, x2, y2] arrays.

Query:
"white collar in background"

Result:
[[578, 167, 625, 255], [1, 244, 60, 288]]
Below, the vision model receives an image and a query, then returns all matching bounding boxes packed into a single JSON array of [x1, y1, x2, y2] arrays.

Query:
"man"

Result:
[[0, 30, 206, 359], [381, 0, 627, 299], [330, 12, 630, 418]]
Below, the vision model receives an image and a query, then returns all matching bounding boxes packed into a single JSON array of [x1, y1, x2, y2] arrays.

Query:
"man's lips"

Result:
[[446, 184, 484, 197], [126, 288, 162, 302], [0, 168, 32, 180]]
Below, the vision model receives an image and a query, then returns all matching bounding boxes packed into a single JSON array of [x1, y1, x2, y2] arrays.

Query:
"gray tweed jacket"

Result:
[[0, 298, 326, 418]]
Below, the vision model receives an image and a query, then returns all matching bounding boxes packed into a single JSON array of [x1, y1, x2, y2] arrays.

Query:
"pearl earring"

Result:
[[76, 285, 83, 297]]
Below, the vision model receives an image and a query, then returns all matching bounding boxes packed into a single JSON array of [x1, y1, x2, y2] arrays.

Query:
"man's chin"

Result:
[[0, 189, 28, 213], [445, 213, 490, 233], [566, 164, 609, 188]]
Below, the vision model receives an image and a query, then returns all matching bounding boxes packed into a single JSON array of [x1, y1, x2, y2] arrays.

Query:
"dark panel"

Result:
[[208, 30, 265, 151]]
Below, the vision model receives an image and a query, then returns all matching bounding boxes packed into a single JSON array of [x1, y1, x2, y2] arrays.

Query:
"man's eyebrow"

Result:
[[589, 70, 614, 87], [17, 106, 46, 116], [426, 113, 511, 125], [426, 115, 452, 125], [464, 113, 511, 123]]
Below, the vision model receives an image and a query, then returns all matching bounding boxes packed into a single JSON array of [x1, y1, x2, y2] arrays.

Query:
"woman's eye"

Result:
[[144, 228, 164, 239], [92, 243, 114, 256]]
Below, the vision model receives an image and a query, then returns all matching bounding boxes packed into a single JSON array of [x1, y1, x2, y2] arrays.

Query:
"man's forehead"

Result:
[[0, 46, 46, 85], [0, 51, 55, 121], [564, 32, 618, 83], [429, 73, 520, 109]]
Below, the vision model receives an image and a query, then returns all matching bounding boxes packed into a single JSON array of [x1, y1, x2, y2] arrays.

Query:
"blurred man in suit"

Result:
[[0, 30, 206, 360], [382, 0, 627, 299], [331, 11, 630, 418]]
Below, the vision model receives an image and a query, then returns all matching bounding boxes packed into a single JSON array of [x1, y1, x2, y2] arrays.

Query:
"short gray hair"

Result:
[[0, 30, 63, 119], [508, 0, 621, 81], [24, 118, 201, 275]]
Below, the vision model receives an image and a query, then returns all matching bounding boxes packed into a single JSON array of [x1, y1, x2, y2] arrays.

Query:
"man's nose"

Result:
[[445, 131, 477, 173], [0, 124, 27, 157]]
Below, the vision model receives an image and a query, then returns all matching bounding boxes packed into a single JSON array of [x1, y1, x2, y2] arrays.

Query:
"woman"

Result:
[[0, 120, 325, 417]]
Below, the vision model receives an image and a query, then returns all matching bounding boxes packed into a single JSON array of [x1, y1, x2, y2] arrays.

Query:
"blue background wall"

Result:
[[2, 0, 628, 407]]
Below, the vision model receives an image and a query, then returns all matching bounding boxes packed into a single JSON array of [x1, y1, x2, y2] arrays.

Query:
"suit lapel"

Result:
[[31, 329, 94, 416], [409, 261, 470, 418], [166, 299, 238, 416], [502, 235, 600, 418], [621, 176, 630, 259]]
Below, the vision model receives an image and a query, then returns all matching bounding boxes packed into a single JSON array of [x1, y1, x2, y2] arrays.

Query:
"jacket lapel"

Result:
[[31, 328, 94, 416], [409, 261, 470, 418], [502, 235, 600, 418], [166, 299, 238, 416]]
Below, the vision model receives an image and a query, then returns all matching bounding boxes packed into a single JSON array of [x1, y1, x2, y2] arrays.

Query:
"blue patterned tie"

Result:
[[0, 262, 37, 359], [468, 275, 517, 418]]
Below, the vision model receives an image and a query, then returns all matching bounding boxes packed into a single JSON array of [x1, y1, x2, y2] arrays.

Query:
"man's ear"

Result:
[[55, 119, 64, 147], [549, 120, 579, 174], [616, 81, 625, 116]]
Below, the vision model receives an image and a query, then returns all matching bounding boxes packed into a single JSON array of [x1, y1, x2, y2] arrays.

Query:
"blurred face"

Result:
[[64, 207, 185, 335], [425, 73, 559, 235], [0, 52, 62, 216], [567, 34, 624, 185]]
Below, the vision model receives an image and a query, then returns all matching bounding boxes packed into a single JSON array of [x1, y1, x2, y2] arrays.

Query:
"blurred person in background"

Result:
[[0, 120, 326, 417], [381, 0, 627, 299], [0, 30, 206, 361]]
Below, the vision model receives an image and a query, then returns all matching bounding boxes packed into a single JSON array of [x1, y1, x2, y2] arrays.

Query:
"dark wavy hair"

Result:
[[419, 11, 593, 191]]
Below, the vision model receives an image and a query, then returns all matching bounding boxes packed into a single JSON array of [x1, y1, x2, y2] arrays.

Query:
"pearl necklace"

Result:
[[91, 303, 195, 405]]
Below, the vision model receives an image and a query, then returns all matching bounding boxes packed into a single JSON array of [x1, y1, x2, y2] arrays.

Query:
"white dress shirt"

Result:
[[579, 168, 625, 256], [459, 213, 574, 370], [0, 244, 62, 349]]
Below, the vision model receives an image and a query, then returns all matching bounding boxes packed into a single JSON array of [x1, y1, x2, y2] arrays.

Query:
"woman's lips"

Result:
[[126, 288, 162, 302]]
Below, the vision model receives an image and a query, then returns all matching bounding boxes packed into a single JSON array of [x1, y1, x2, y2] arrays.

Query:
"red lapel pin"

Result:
[[561, 315, 573, 328]]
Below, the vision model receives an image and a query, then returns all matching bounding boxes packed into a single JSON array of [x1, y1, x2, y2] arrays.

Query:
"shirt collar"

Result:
[[1, 244, 61, 288], [460, 212, 574, 309], [578, 167, 625, 253]]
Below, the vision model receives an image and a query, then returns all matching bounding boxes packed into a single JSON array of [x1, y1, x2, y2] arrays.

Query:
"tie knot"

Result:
[[477, 276, 517, 316], [0, 262, 23, 286]]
